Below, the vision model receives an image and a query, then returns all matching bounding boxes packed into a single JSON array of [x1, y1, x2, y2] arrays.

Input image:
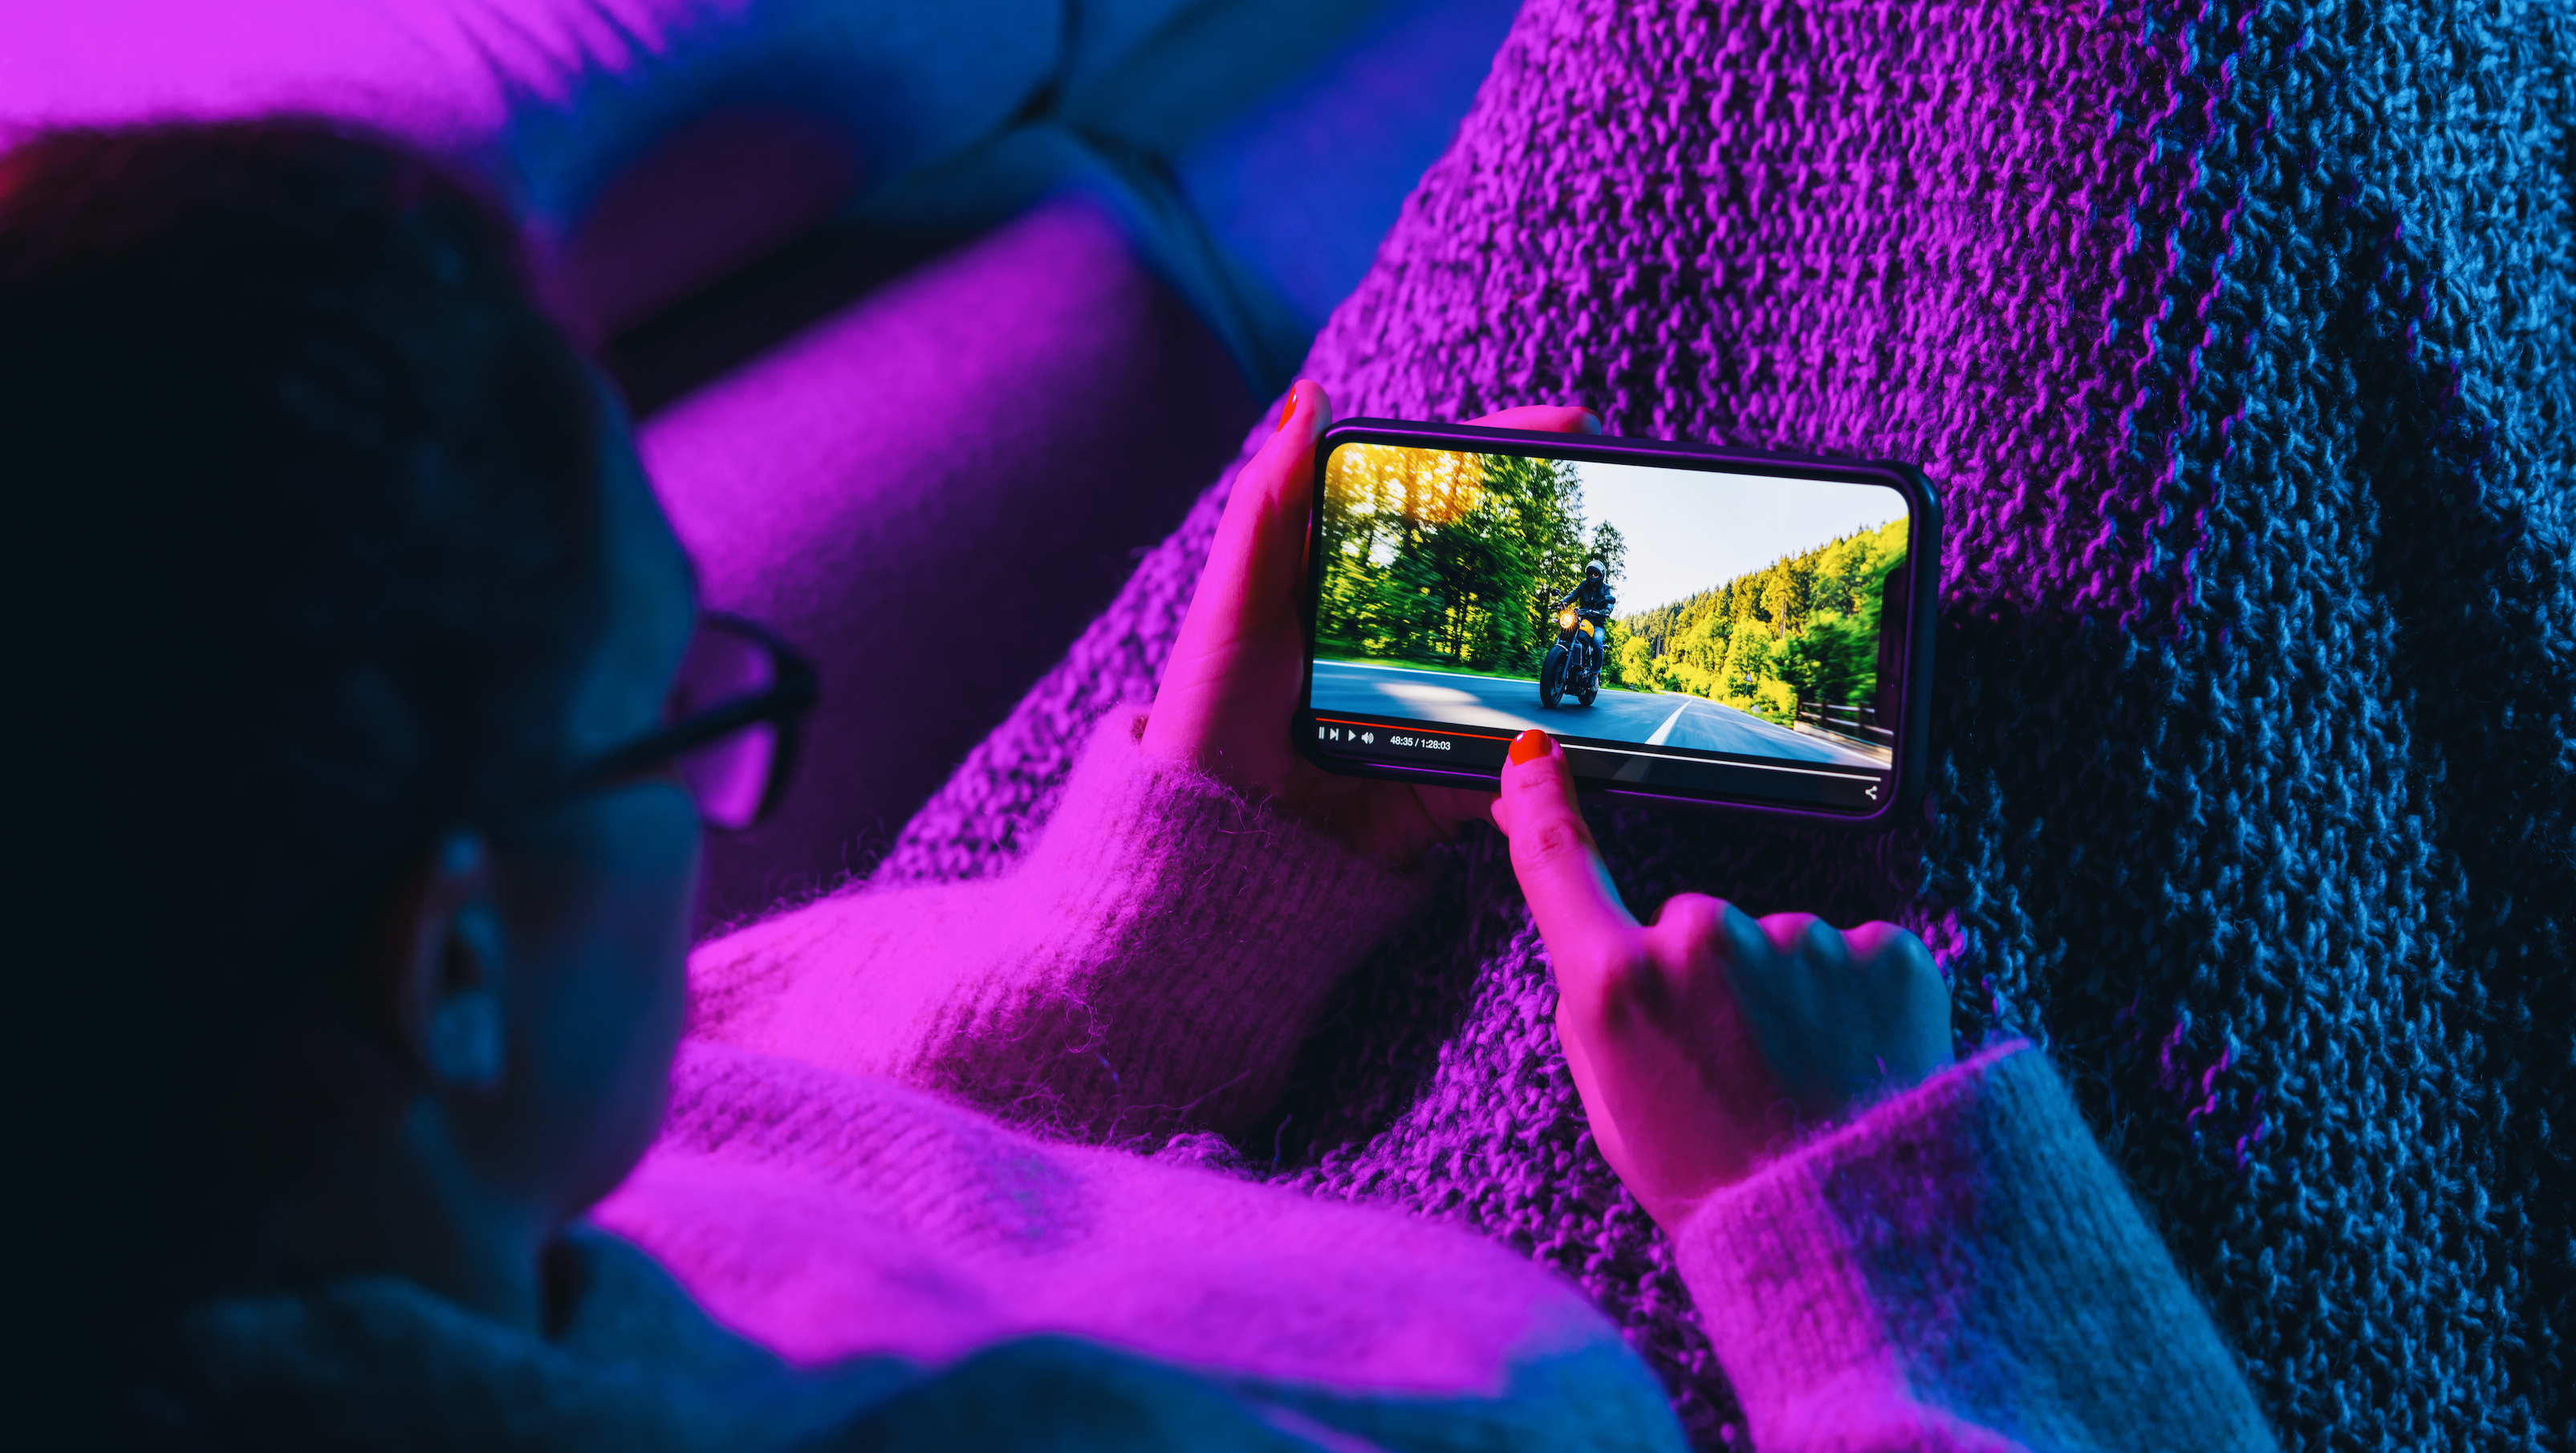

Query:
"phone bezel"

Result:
[[1294, 418, 1940, 831]]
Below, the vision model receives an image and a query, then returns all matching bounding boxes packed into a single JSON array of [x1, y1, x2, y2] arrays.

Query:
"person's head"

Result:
[[1585, 562, 1604, 580], [2, 120, 710, 1341]]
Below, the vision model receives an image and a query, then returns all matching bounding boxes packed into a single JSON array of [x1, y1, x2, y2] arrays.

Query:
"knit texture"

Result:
[[148, 1219, 1667, 1451], [603, 1040, 1689, 1451], [140, 1230, 908, 1451], [868, 2, 2573, 1447], [1676, 1042, 2272, 1453], [693, 710, 1432, 1144]]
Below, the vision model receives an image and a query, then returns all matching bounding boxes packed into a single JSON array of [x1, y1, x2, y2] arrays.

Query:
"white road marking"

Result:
[[1644, 701, 1691, 747], [1381, 682, 1485, 709]]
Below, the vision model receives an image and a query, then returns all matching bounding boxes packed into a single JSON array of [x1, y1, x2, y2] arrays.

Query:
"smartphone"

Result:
[[1295, 419, 1939, 828]]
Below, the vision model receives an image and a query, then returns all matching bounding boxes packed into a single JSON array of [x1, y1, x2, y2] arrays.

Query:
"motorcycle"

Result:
[[1538, 605, 1605, 708]]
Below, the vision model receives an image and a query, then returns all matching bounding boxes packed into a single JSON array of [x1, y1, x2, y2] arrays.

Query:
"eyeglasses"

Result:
[[556, 613, 818, 832]]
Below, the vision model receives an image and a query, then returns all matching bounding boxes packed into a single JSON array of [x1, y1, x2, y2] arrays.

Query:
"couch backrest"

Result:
[[0, 0, 1225, 332]]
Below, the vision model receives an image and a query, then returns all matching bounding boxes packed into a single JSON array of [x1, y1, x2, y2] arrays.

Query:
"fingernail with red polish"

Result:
[[1277, 388, 1298, 430], [1509, 728, 1552, 765]]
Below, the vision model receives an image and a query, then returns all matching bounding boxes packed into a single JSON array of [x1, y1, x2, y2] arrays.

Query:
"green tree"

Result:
[[1617, 517, 1908, 725], [1615, 630, 1660, 690], [1779, 613, 1874, 705], [1314, 445, 1595, 677], [1716, 628, 1773, 709]]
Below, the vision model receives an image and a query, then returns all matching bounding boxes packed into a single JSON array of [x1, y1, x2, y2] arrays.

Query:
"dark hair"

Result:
[[0, 120, 607, 1333]]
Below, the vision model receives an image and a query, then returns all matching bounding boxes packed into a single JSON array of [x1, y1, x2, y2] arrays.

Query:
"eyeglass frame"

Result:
[[543, 612, 819, 832]]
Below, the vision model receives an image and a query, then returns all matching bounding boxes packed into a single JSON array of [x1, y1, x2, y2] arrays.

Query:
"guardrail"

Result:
[[1796, 699, 1895, 747]]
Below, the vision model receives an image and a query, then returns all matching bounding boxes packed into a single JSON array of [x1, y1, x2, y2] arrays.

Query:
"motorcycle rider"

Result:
[[1554, 562, 1616, 682]]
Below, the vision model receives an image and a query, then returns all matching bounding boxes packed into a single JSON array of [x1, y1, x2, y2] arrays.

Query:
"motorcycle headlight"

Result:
[[1558, 608, 1578, 630]]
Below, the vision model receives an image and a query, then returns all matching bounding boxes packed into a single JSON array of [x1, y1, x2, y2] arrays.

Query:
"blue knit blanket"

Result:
[[879, 2, 2575, 1447]]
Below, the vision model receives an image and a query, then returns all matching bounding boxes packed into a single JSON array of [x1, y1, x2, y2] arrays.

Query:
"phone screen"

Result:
[[1302, 437, 1914, 815]]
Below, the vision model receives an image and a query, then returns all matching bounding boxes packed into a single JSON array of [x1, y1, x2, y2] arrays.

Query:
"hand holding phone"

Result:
[[1137, 381, 1599, 866]]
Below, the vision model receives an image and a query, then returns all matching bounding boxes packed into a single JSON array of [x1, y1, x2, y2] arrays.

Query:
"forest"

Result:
[[1616, 516, 1908, 723], [1314, 445, 1625, 678]]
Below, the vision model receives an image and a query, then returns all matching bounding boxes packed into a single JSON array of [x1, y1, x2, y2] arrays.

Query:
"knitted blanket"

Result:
[[873, 2, 2574, 1447]]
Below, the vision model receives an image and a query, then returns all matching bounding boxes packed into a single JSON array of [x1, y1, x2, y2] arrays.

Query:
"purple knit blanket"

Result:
[[879, 2, 2575, 1447]]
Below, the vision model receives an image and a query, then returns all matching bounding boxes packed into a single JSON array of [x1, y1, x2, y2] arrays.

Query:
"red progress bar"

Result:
[[1312, 716, 1513, 742]]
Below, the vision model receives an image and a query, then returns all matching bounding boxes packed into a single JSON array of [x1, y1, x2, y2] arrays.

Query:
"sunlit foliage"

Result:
[[1620, 518, 1908, 722], [1316, 445, 1625, 678]]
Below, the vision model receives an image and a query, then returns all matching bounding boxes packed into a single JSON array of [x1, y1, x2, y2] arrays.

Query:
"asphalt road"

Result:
[[1311, 658, 1887, 769]]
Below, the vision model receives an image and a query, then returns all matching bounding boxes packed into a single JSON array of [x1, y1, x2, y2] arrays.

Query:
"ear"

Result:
[[388, 830, 507, 1095]]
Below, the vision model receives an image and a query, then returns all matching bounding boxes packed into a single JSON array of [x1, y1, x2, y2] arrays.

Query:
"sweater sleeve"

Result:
[[685, 709, 1432, 1144], [1668, 1042, 2277, 1453]]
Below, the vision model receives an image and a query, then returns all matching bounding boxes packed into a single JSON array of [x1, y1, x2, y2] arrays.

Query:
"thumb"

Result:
[[1185, 380, 1325, 642], [1494, 729, 1637, 953]]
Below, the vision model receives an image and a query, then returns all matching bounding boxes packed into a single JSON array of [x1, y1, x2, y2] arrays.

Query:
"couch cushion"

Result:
[[640, 197, 1257, 926]]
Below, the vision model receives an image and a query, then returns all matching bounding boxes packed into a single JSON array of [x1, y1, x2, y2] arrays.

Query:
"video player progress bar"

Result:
[[1313, 717, 1506, 743], [1311, 716, 1875, 781]]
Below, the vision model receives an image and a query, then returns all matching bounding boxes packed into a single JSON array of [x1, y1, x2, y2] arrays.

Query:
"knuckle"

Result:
[[1515, 815, 1592, 870], [1705, 898, 1768, 964], [1756, 910, 1822, 956], [1652, 892, 1721, 930], [1647, 893, 1725, 953], [1853, 921, 1938, 975], [1503, 767, 1567, 813], [1761, 911, 1858, 974]]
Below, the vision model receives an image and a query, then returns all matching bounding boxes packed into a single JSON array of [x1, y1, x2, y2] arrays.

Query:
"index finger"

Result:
[[1493, 729, 1640, 954]]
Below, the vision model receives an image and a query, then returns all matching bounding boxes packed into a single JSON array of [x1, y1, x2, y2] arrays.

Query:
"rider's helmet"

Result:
[[1584, 561, 1604, 580]]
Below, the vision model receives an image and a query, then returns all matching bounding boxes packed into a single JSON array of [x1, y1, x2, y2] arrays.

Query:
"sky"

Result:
[[1566, 459, 1908, 617]]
